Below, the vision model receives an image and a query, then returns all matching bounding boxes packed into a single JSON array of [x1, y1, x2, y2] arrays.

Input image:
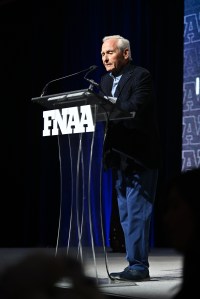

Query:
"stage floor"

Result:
[[0, 247, 183, 299]]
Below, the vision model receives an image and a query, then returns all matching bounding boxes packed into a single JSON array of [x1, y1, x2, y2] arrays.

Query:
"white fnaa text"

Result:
[[43, 105, 95, 136]]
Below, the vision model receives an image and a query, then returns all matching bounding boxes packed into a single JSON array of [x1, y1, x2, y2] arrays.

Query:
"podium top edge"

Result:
[[31, 88, 90, 101]]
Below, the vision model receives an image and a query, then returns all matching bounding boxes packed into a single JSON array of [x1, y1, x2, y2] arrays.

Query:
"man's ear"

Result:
[[124, 48, 129, 59]]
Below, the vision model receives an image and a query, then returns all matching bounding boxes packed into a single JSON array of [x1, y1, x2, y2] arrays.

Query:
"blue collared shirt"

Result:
[[110, 73, 122, 97]]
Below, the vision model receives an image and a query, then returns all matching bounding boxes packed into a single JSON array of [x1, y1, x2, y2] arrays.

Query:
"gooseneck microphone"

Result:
[[84, 78, 100, 88], [84, 70, 117, 104], [40, 65, 98, 97], [84, 65, 99, 89]]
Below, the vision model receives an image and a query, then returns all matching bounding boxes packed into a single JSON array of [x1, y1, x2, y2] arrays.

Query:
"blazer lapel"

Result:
[[115, 72, 132, 97]]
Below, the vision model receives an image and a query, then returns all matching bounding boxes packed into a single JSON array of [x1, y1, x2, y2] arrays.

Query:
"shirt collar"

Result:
[[109, 73, 122, 82]]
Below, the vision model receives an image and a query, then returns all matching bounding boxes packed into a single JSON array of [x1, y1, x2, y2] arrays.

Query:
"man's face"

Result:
[[101, 39, 129, 75]]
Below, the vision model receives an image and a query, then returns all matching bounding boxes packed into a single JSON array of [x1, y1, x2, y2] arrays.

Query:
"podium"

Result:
[[32, 89, 135, 283], [31, 88, 135, 122]]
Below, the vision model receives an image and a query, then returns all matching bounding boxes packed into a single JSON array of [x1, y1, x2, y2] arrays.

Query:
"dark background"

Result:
[[1, 0, 183, 248]]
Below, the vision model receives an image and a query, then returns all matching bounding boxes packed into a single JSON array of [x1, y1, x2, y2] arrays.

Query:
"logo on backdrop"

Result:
[[43, 105, 95, 136]]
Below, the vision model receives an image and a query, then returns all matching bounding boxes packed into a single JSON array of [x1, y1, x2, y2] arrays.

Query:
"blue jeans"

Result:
[[115, 168, 158, 271]]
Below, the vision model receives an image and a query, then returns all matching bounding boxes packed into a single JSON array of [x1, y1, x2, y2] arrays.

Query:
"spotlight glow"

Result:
[[196, 77, 199, 95]]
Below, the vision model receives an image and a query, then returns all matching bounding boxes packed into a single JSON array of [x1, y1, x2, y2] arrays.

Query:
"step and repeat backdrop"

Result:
[[183, 0, 200, 170]]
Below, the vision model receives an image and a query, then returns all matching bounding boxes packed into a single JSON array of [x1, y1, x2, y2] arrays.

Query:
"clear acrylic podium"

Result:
[[32, 88, 135, 283]]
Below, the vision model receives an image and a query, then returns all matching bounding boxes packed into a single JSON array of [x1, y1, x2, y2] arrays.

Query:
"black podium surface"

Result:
[[31, 89, 135, 122]]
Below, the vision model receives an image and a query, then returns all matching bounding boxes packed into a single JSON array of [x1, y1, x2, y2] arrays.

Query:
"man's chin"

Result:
[[105, 66, 114, 72]]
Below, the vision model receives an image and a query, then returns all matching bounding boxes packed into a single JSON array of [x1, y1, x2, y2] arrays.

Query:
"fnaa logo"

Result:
[[43, 105, 95, 136]]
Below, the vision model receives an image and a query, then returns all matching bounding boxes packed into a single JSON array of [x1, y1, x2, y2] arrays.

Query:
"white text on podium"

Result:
[[43, 105, 95, 136]]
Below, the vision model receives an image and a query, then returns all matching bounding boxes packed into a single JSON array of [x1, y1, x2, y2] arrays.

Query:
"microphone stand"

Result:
[[41, 65, 98, 97]]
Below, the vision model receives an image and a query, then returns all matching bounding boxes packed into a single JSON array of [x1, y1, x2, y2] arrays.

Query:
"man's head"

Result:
[[101, 35, 132, 76]]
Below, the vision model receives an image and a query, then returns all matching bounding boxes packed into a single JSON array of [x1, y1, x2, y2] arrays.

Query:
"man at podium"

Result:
[[99, 35, 161, 282]]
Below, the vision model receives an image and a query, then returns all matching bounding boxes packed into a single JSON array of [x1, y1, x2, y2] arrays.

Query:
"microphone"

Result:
[[84, 78, 99, 88], [84, 66, 99, 89], [40, 65, 98, 96]]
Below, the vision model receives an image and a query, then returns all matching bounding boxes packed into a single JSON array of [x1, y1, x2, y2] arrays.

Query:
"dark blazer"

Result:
[[99, 61, 161, 170]]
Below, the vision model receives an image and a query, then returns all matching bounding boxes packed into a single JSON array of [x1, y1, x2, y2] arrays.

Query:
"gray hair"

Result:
[[102, 35, 132, 60]]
